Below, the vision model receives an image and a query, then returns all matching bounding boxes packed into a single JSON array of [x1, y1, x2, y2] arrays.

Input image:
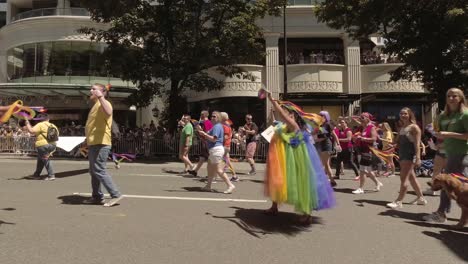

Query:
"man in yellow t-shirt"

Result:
[[83, 83, 122, 207], [24, 114, 58, 181]]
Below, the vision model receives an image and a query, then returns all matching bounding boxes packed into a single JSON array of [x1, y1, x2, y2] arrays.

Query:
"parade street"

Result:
[[0, 157, 466, 264]]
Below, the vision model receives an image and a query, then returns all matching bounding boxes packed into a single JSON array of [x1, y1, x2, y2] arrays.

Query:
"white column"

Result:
[[265, 33, 280, 124], [343, 36, 361, 95], [0, 50, 6, 83], [6, 2, 12, 24]]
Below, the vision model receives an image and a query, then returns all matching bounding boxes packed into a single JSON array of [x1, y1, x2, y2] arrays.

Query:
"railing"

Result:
[[0, 136, 268, 162], [288, 0, 323, 5], [11, 8, 90, 22]]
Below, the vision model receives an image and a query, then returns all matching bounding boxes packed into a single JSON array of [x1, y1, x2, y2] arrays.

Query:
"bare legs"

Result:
[[205, 161, 235, 193], [320, 151, 335, 185]]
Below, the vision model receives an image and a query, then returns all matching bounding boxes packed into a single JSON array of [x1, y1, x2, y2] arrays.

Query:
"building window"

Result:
[[0, 12, 6, 28], [6, 41, 114, 81]]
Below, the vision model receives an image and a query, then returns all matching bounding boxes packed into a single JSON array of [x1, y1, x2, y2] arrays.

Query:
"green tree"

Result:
[[79, 0, 285, 130], [315, 0, 468, 107]]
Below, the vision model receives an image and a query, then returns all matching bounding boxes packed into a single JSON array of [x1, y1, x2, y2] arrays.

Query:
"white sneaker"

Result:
[[352, 188, 364, 194], [103, 196, 123, 207], [223, 185, 236, 194], [386, 201, 403, 209], [409, 197, 428, 205], [423, 188, 439, 196], [374, 182, 383, 191]]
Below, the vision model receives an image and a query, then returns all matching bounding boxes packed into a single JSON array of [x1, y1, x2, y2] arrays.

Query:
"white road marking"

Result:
[[128, 173, 254, 180], [73, 193, 267, 203], [130, 173, 184, 177]]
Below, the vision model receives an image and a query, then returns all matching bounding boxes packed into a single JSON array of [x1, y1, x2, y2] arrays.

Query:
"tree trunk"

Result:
[[166, 79, 187, 133]]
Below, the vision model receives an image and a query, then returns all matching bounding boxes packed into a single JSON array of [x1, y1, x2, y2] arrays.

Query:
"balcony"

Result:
[[185, 65, 264, 102], [361, 64, 425, 93], [280, 64, 345, 93], [10, 8, 89, 23], [287, 0, 321, 5]]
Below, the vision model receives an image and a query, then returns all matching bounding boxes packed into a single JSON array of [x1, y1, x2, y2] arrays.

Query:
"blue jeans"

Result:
[[88, 145, 121, 199], [437, 154, 468, 214], [34, 144, 56, 177]]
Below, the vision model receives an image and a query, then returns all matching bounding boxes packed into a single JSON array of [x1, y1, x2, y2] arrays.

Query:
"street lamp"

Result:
[[282, 3, 288, 100]]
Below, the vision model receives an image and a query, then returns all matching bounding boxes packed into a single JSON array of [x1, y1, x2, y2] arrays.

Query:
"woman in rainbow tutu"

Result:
[[264, 92, 336, 224]]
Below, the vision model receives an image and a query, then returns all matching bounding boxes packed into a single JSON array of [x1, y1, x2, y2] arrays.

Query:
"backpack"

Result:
[[44, 124, 59, 142]]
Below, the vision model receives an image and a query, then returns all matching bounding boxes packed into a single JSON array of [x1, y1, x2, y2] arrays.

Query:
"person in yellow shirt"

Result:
[[83, 83, 123, 207], [24, 114, 59, 181]]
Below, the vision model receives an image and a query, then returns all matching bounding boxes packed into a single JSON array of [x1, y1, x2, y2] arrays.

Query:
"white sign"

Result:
[[55, 136, 86, 152], [261, 125, 275, 143]]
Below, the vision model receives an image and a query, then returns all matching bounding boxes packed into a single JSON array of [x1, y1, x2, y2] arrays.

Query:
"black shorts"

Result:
[[359, 153, 372, 167]]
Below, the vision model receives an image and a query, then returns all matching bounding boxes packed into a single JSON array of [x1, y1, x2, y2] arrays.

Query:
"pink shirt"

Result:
[[201, 119, 213, 132], [335, 127, 352, 150]]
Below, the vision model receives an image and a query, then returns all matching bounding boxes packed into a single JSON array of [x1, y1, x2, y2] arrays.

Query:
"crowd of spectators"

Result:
[[361, 50, 401, 65], [0, 119, 254, 159], [283, 50, 345, 65]]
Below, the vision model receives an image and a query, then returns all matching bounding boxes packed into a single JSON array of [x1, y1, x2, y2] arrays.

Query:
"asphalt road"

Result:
[[0, 156, 466, 264]]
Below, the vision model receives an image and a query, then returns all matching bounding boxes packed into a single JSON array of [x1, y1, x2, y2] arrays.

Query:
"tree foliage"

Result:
[[315, 0, 468, 105], [79, 0, 286, 130]]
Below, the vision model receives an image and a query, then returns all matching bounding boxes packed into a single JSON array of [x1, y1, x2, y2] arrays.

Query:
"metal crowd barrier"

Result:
[[0, 136, 268, 161]]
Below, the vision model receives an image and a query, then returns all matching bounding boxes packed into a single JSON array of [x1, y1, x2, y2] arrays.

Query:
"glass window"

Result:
[[7, 49, 14, 81], [22, 43, 36, 78], [70, 42, 91, 76], [37, 42, 53, 76], [7, 41, 112, 79], [13, 46, 24, 80], [0, 12, 6, 28], [90, 43, 108, 76], [49, 42, 71, 75]]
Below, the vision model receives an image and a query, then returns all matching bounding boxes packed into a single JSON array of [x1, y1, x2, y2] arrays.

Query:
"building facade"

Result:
[[0, 1, 433, 129], [0, 0, 137, 127], [179, 3, 433, 130]]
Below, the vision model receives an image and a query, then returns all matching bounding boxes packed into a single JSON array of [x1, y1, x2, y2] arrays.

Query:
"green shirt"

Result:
[[439, 110, 468, 155], [180, 123, 193, 146]]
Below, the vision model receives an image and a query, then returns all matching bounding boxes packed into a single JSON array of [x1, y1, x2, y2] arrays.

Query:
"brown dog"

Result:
[[431, 174, 468, 229]]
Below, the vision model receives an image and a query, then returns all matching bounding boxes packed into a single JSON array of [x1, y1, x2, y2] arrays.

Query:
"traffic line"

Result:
[[129, 173, 183, 178], [128, 173, 254, 180], [73, 193, 267, 203]]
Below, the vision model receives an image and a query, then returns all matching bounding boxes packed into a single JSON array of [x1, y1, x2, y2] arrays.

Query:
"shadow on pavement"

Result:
[[164, 187, 222, 193], [163, 168, 188, 175], [333, 187, 354, 194], [0, 220, 16, 234], [421, 230, 468, 261], [209, 206, 321, 238], [55, 168, 89, 178], [354, 199, 389, 207], [247, 179, 264, 184], [378, 210, 428, 220], [406, 220, 468, 231], [8, 168, 88, 180], [8, 175, 42, 180], [57, 195, 97, 205], [380, 210, 460, 222]]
